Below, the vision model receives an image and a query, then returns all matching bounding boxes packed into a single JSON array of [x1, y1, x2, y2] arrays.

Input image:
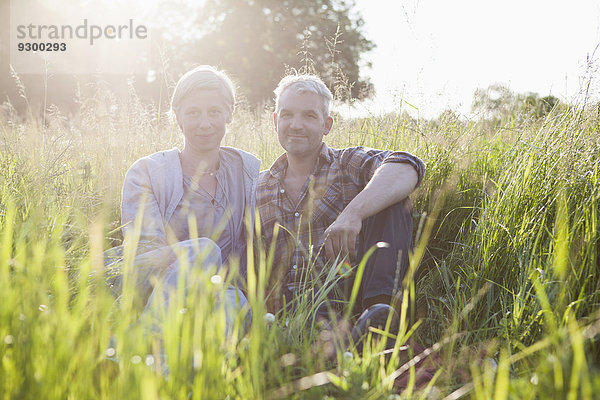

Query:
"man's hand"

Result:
[[323, 210, 362, 261], [323, 163, 419, 263]]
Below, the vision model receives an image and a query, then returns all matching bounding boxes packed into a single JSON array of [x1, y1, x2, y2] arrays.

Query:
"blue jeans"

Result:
[[103, 238, 251, 334]]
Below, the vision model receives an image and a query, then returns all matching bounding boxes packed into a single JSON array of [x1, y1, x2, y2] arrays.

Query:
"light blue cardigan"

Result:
[[120, 146, 260, 255]]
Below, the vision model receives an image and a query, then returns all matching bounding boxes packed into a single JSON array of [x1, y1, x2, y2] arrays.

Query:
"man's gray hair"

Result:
[[170, 65, 236, 117], [274, 74, 333, 119]]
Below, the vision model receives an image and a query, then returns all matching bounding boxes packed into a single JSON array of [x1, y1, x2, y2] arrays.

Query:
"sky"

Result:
[[344, 0, 600, 118]]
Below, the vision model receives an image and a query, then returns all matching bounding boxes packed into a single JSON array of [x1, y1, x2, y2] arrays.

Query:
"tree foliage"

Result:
[[472, 83, 561, 120], [160, 0, 375, 107]]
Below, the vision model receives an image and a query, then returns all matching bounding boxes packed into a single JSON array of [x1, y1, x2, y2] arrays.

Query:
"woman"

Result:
[[107, 65, 259, 334]]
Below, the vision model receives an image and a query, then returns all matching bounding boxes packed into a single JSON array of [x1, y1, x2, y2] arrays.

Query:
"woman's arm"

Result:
[[121, 159, 168, 250]]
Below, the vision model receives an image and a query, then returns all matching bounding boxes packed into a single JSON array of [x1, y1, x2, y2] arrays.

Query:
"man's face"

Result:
[[177, 89, 231, 154], [274, 90, 333, 159]]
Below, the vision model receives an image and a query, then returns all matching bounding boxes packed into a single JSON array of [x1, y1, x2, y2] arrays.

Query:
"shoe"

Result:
[[306, 300, 346, 330], [306, 301, 352, 364], [350, 303, 399, 355]]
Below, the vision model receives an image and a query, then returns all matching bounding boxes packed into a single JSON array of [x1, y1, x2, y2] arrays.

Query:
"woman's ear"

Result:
[[228, 104, 235, 123], [225, 107, 234, 123]]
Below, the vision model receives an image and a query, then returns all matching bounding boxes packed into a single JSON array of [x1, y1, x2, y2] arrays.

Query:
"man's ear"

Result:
[[226, 106, 234, 123], [273, 112, 278, 132], [323, 116, 333, 136]]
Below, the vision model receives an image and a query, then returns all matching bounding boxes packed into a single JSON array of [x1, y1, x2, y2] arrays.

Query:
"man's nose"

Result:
[[289, 114, 303, 129]]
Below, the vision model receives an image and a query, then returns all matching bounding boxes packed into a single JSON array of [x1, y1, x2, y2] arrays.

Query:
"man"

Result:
[[257, 74, 425, 347]]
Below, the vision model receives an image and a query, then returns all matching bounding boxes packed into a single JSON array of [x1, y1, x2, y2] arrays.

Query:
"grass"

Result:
[[0, 80, 599, 399]]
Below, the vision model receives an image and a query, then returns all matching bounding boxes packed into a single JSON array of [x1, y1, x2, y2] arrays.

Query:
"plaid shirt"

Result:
[[257, 143, 425, 277]]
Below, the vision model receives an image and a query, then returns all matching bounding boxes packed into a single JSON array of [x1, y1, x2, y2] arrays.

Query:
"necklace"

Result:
[[185, 175, 225, 208], [192, 165, 217, 178], [179, 151, 219, 178], [196, 178, 218, 205]]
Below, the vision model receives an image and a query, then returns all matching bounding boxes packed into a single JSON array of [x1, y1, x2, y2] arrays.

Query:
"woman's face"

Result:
[[177, 89, 231, 154]]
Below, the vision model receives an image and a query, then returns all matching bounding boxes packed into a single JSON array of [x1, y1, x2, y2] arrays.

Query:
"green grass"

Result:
[[1, 83, 599, 399]]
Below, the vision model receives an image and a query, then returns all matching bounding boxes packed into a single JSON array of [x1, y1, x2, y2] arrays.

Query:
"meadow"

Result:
[[0, 79, 599, 399]]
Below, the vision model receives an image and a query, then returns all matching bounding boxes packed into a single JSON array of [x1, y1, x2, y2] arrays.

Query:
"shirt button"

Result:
[[292, 264, 297, 270], [294, 212, 300, 217], [280, 189, 285, 194]]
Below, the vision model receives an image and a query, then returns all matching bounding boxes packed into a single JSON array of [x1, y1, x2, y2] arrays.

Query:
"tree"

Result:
[[471, 83, 518, 119], [472, 84, 560, 121], [0, 0, 375, 114], [523, 94, 560, 118], [157, 0, 375, 107]]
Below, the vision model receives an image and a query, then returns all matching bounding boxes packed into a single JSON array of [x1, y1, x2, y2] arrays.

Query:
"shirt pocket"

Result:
[[310, 182, 343, 226]]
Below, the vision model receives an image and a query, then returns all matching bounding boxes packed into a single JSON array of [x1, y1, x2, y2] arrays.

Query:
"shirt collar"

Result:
[[268, 152, 289, 180], [318, 142, 333, 164], [268, 142, 333, 179]]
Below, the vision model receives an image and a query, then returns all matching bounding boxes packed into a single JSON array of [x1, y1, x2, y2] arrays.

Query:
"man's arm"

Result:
[[323, 162, 419, 260]]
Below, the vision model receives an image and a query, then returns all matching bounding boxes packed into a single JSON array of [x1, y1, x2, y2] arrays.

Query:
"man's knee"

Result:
[[361, 198, 413, 244], [385, 197, 413, 224]]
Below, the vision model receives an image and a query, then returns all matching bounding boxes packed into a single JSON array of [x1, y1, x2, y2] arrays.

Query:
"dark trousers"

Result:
[[338, 197, 413, 315], [286, 198, 414, 323]]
